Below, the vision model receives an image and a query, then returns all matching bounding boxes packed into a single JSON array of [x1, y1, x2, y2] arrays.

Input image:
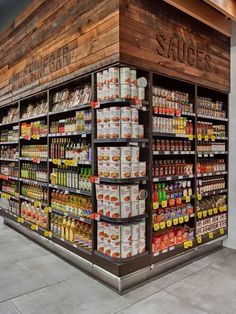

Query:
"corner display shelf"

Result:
[[0, 65, 229, 287]]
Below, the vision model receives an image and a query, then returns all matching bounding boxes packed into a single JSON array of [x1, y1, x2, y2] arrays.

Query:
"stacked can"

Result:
[[96, 67, 147, 101]]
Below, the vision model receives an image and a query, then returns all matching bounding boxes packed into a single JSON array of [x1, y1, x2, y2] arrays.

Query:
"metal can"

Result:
[[120, 84, 131, 99], [97, 86, 103, 101], [138, 87, 145, 101], [131, 124, 140, 138], [110, 242, 121, 258], [96, 72, 103, 87], [109, 84, 120, 99], [110, 106, 120, 123], [121, 123, 132, 139], [131, 223, 140, 241], [110, 123, 120, 139], [109, 67, 119, 84], [131, 201, 139, 216], [130, 69, 137, 86], [131, 107, 139, 123], [103, 69, 109, 85], [120, 67, 131, 84]]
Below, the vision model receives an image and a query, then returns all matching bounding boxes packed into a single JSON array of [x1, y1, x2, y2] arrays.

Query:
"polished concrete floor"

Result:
[[0, 217, 236, 314]]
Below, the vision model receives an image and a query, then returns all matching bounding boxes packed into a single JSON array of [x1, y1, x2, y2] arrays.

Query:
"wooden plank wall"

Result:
[[0, 0, 119, 104], [119, 0, 230, 92]]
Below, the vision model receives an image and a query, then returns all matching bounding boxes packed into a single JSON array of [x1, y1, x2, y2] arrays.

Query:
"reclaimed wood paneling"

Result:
[[120, 0, 230, 92], [0, 0, 119, 103]]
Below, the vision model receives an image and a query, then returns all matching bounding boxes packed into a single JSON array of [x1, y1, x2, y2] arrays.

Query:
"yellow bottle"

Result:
[[69, 219, 76, 242], [65, 218, 71, 241], [61, 217, 67, 239]]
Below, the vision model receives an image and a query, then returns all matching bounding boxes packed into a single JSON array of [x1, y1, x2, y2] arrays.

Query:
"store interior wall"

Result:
[[225, 21, 236, 249], [0, 0, 32, 32]]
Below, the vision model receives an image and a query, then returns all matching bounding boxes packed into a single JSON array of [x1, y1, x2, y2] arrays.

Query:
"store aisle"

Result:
[[0, 218, 235, 314]]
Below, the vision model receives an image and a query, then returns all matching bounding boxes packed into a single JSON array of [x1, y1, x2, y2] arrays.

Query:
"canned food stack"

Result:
[[97, 106, 144, 139], [152, 86, 193, 115], [153, 116, 193, 135], [197, 97, 226, 119], [97, 147, 146, 179], [97, 221, 146, 259], [96, 67, 147, 101], [96, 184, 146, 218]]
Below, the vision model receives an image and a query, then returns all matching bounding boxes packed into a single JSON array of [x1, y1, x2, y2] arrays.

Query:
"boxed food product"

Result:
[[96, 184, 104, 200], [97, 109, 103, 124], [121, 123, 132, 138], [110, 202, 120, 218], [110, 162, 120, 179], [130, 185, 139, 202], [121, 241, 132, 258], [131, 163, 139, 177], [103, 185, 110, 202], [121, 202, 131, 218], [121, 225, 132, 242], [139, 162, 147, 177], [139, 221, 146, 239], [131, 147, 140, 162], [110, 242, 121, 258], [104, 239, 111, 255], [131, 223, 140, 240], [120, 185, 131, 202], [121, 147, 132, 163], [97, 222, 105, 238], [110, 147, 120, 162], [139, 238, 146, 254], [131, 240, 139, 256], [131, 201, 139, 217], [97, 240, 105, 253], [131, 124, 140, 138], [110, 224, 121, 241], [96, 72, 103, 87], [109, 185, 120, 202], [97, 147, 105, 161], [97, 200, 104, 215], [139, 199, 146, 215], [121, 163, 131, 178], [104, 147, 110, 161]]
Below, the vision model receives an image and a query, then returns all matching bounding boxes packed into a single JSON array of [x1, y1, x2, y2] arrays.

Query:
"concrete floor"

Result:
[[0, 218, 235, 314]]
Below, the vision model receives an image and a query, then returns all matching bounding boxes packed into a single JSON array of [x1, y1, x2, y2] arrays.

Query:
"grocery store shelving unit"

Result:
[[0, 65, 229, 291]]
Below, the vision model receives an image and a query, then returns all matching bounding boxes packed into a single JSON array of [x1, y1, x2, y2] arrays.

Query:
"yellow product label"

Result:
[[185, 195, 190, 203], [209, 232, 214, 239], [162, 200, 167, 208], [160, 221, 166, 229], [197, 236, 202, 244], [31, 224, 38, 231], [197, 212, 203, 219], [213, 208, 218, 214], [188, 240, 193, 247], [153, 202, 159, 210], [17, 217, 24, 223], [184, 215, 189, 222], [44, 207, 52, 213], [178, 216, 184, 224], [197, 134, 202, 141], [34, 201, 41, 207], [197, 194, 202, 201], [184, 241, 189, 249], [44, 231, 49, 237], [219, 228, 225, 235], [48, 231, 52, 238], [219, 206, 224, 213], [208, 209, 213, 216], [211, 135, 216, 142], [166, 220, 172, 227], [32, 134, 40, 140], [173, 218, 178, 225], [188, 134, 193, 141], [204, 135, 209, 141], [203, 210, 207, 218], [153, 223, 159, 231]]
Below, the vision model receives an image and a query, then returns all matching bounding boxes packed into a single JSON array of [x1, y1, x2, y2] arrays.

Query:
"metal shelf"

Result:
[[197, 114, 228, 122], [20, 113, 47, 122], [153, 174, 194, 182], [49, 103, 91, 116], [197, 171, 227, 178], [153, 151, 195, 156], [0, 141, 18, 145], [20, 195, 48, 207], [20, 178, 48, 187], [99, 176, 149, 184], [0, 158, 19, 162], [99, 213, 147, 224], [51, 208, 92, 224], [48, 184, 92, 196], [48, 131, 91, 137], [153, 132, 192, 139], [94, 138, 149, 144]]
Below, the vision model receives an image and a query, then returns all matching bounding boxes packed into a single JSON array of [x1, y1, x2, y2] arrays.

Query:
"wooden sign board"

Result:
[[0, 0, 119, 104], [0, 0, 230, 104], [120, 0, 230, 92]]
